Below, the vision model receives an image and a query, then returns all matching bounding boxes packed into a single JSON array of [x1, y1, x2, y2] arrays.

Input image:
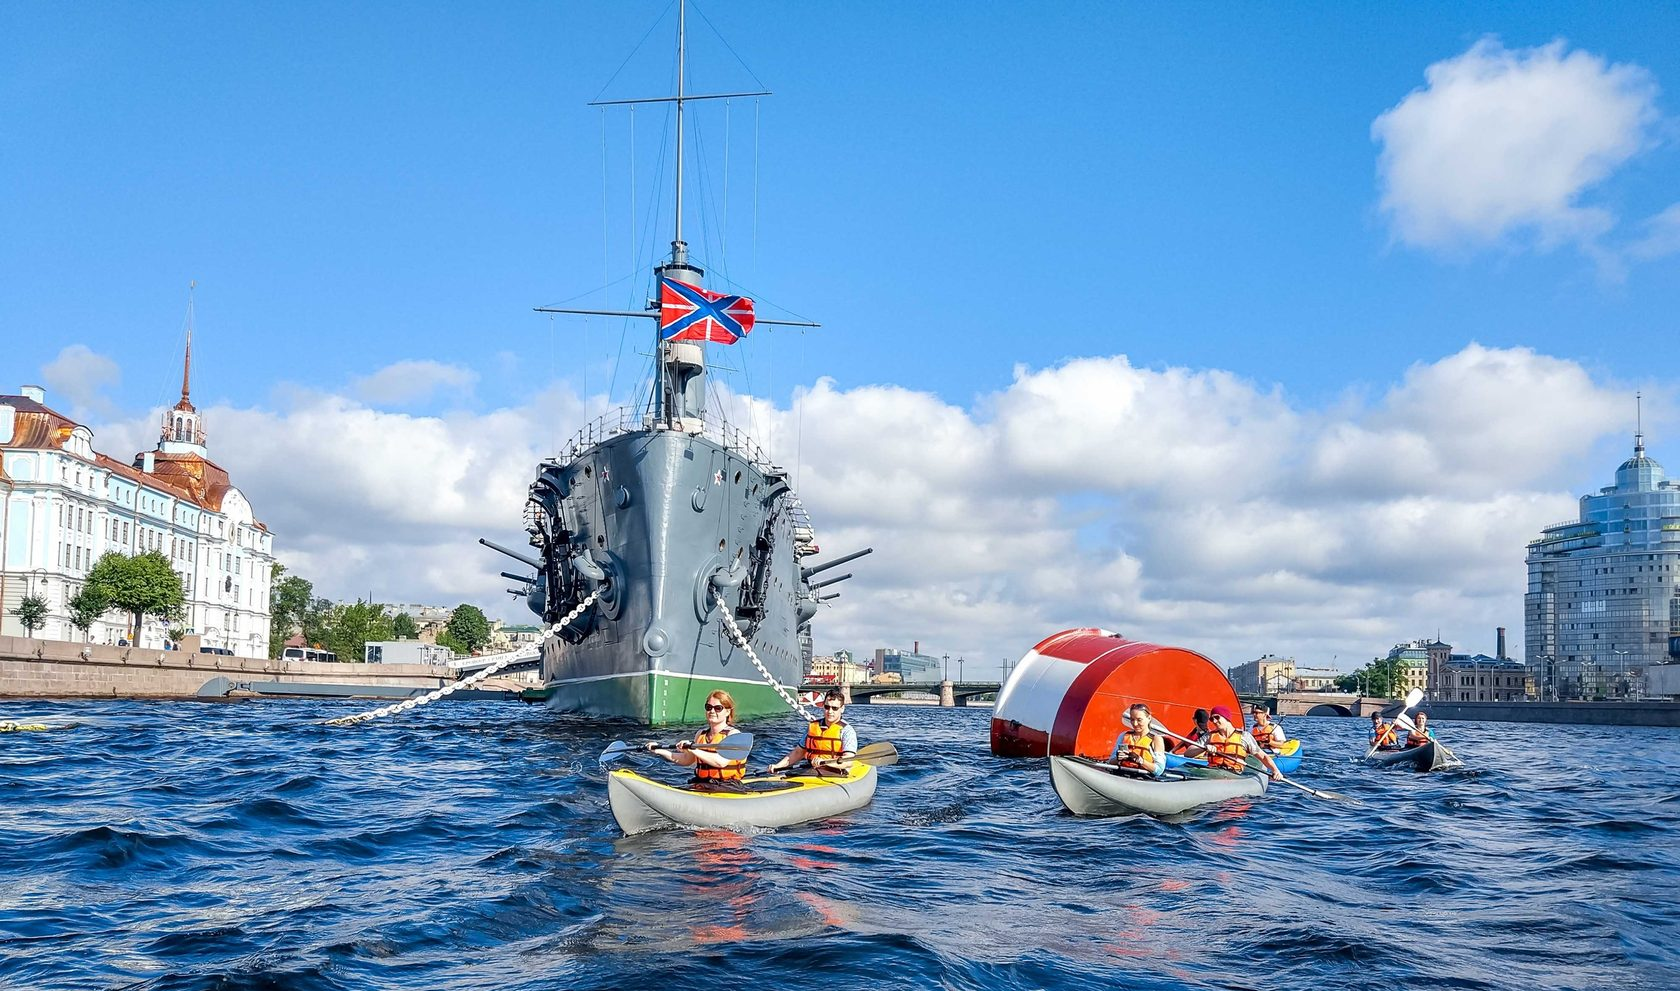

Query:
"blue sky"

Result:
[[3, 3, 1677, 671]]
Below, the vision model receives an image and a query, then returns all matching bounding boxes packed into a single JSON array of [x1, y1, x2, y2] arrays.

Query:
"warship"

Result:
[[483, 0, 870, 725]]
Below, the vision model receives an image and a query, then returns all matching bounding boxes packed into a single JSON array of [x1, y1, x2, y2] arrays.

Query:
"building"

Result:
[[1, 334, 275, 654], [807, 649, 869, 685], [1525, 430, 1680, 700], [364, 640, 455, 665], [1440, 653, 1530, 702], [1226, 655, 1297, 694], [1382, 641, 1436, 696], [874, 647, 942, 682], [1291, 666, 1343, 691]]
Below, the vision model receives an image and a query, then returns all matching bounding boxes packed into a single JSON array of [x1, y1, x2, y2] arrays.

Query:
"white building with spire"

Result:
[[1525, 418, 1680, 700], [0, 303, 276, 655]]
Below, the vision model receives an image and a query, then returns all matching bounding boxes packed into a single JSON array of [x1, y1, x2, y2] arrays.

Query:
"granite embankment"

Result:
[[0, 635, 452, 698]]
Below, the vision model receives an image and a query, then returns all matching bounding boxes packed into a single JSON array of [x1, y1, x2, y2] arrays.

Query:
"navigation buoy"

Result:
[[990, 628, 1240, 758]]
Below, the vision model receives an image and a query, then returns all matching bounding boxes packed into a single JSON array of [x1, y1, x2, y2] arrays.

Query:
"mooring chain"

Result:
[[711, 587, 816, 720], [327, 587, 604, 727]]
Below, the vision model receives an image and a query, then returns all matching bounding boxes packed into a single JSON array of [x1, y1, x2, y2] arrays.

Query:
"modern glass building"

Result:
[[1525, 432, 1680, 700], [874, 647, 943, 682]]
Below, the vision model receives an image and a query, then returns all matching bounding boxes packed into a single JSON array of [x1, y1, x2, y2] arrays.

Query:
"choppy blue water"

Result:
[[2, 700, 1678, 991]]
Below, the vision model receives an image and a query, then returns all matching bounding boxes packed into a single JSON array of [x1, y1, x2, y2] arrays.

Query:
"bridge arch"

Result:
[[1305, 703, 1353, 717]]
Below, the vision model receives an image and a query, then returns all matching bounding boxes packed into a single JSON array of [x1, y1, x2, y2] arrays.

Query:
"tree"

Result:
[[68, 587, 110, 641], [268, 566, 315, 658], [85, 552, 185, 642], [445, 604, 492, 653], [322, 600, 394, 664], [435, 629, 468, 656], [14, 594, 48, 636], [392, 612, 419, 639]]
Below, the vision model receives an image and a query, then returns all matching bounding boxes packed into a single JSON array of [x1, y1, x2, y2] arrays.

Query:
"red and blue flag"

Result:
[[658, 277, 755, 344]]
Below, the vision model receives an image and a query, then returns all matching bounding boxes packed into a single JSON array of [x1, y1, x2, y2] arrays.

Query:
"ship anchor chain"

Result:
[[711, 587, 816, 720], [327, 587, 605, 727]]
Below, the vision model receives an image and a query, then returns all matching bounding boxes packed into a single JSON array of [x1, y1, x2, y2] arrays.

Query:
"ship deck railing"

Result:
[[555, 405, 780, 473]]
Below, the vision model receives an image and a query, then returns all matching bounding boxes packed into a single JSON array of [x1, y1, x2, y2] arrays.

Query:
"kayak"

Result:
[[1365, 740, 1462, 772], [1049, 756, 1268, 817], [607, 761, 877, 834], [1165, 737, 1302, 775]]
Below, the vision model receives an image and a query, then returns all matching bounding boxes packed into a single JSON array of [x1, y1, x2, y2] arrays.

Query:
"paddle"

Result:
[[598, 731, 754, 766], [1388, 713, 1462, 766], [1364, 688, 1424, 760], [1143, 718, 1361, 804], [773, 740, 900, 776]]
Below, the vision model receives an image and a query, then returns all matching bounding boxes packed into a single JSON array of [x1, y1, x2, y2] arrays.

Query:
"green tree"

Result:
[[85, 551, 185, 642], [301, 596, 335, 650], [14, 594, 48, 636], [322, 600, 394, 664], [392, 612, 419, 639], [445, 604, 492, 653], [435, 629, 468, 656], [268, 565, 315, 658], [68, 586, 110, 641]]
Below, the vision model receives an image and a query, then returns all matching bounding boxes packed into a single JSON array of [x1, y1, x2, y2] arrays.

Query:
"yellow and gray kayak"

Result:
[[607, 762, 877, 835]]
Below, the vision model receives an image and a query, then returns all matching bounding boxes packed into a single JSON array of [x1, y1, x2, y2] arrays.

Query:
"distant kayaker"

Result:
[[1403, 711, 1434, 748], [1172, 708, 1213, 756], [647, 689, 747, 788], [1369, 712, 1399, 749], [1206, 705, 1282, 781], [1114, 703, 1166, 777], [1248, 704, 1288, 752], [767, 689, 857, 776]]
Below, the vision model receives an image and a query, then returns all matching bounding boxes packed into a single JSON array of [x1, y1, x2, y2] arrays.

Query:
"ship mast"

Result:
[[535, 0, 814, 428]]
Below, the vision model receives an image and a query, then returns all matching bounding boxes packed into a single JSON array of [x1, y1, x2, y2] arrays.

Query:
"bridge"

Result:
[[801, 680, 1001, 707], [1250, 691, 1390, 718]]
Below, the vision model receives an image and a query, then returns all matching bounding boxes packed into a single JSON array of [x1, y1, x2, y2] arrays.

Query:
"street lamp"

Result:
[[942, 652, 950, 682], [958, 656, 964, 684]]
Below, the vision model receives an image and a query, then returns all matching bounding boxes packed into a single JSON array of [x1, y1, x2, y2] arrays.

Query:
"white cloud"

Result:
[[40, 344, 122, 418], [350, 359, 478, 406], [1373, 38, 1659, 252], [86, 344, 1658, 679], [1629, 202, 1680, 261]]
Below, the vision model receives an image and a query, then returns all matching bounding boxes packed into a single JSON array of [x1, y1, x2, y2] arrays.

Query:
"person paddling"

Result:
[[767, 689, 857, 776], [1205, 705, 1282, 781], [1369, 711, 1398, 749], [1171, 708, 1213, 756], [1403, 711, 1434, 748], [1248, 704, 1288, 752], [1113, 702, 1166, 778], [647, 689, 747, 789]]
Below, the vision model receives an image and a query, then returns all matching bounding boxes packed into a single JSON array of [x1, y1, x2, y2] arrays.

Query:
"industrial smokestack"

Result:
[[1497, 627, 1506, 661], [914, 641, 919, 655]]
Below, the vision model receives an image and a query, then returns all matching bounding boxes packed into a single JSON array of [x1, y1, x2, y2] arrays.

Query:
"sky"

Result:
[[3, 2, 1678, 679]]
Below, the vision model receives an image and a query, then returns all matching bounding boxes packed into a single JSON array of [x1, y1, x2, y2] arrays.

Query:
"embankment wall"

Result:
[[0, 635, 451, 698]]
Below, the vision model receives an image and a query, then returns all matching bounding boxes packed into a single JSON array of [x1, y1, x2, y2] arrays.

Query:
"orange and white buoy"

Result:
[[990, 628, 1240, 758]]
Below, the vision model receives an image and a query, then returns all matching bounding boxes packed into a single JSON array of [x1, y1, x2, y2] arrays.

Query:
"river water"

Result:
[[2, 699, 1676, 990]]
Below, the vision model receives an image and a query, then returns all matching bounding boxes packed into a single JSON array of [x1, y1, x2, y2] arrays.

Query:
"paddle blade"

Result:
[[1402, 687, 1424, 711], [696, 731, 754, 759], [598, 740, 633, 765], [852, 741, 899, 766], [1392, 712, 1418, 733]]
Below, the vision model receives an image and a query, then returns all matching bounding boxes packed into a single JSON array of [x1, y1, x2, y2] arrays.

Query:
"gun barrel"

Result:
[[500, 571, 534, 584], [801, 546, 873, 580], [480, 537, 541, 569], [809, 572, 852, 591]]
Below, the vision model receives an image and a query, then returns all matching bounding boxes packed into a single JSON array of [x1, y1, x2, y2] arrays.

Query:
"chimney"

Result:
[[913, 641, 919, 655], [21, 384, 45, 404], [142, 452, 156, 473], [1497, 627, 1507, 661]]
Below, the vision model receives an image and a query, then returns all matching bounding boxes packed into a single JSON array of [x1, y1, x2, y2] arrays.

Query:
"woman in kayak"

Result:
[[647, 690, 747, 787], [767, 689, 857, 776], [1404, 711, 1434, 748], [1205, 706, 1282, 781], [1114, 703, 1166, 777]]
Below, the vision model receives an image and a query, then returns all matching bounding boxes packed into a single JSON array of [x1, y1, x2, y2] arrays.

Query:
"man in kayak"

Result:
[[1369, 711, 1399, 749], [1404, 711, 1434, 748], [1170, 708, 1213, 756], [1206, 705, 1282, 781], [1248, 704, 1288, 752], [766, 689, 857, 776], [647, 689, 747, 788], [1114, 703, 1166, 777]]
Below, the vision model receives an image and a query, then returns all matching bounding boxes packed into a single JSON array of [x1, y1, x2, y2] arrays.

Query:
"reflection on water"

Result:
[[1, 700, 1677, 990]]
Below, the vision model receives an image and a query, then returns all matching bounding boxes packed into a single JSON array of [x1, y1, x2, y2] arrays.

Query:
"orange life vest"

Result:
[[1120, 729, 1159, 773], [1405, 726, 1431, 748], [1251, 719, 1281, 749], [1371, 721, 1397, 747], [693, 725, 745, 781], [1206, 727, 1250, 773], [803, 719, 848, 760]]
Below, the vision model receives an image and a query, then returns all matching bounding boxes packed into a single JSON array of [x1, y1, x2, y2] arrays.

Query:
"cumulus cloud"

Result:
[[40, 344, 122, 418], [86, 344, 1656, 678], [1373, 38, 1659, 252], [350, 359, 478, 406]]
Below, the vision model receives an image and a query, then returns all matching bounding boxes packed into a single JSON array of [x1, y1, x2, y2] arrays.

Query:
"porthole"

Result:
[[584, 465, 593, 478], [734, 470, 742, 484], [718, 539, 726, 552]]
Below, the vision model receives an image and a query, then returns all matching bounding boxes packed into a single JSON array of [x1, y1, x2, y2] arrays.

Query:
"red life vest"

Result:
[[1120, 729, 1159, 773], [1206, 728, 1249, 773], [693, 725, 745, 781], [804, 719, 848, 760]]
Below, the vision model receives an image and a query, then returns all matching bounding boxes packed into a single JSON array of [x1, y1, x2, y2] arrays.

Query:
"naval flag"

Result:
[[658, 277, 755, 345]]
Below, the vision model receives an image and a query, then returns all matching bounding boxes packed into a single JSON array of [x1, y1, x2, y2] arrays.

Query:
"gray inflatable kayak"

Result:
[[1049, 756, 1268, 817], [608, 762, 877, 834], [1365, 740, 1462, 772]]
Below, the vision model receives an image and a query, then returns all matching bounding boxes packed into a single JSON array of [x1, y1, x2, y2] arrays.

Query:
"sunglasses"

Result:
[[704, 703, 728, 712], [823, 703, 844, 710]]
